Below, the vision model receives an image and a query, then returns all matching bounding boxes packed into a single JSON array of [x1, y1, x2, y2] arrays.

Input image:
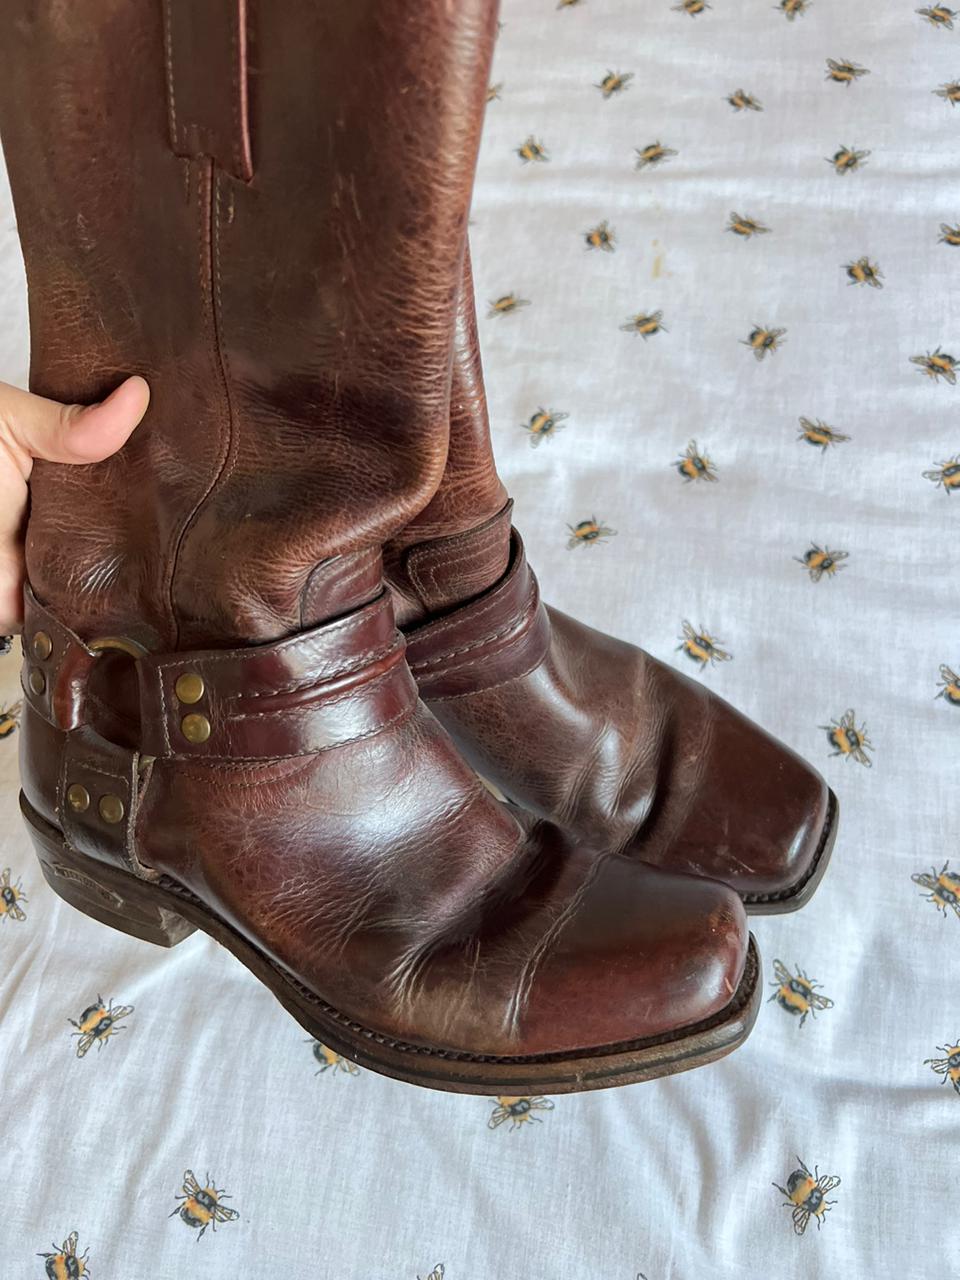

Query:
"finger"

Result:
[[0, 374, 150, 470], [0, 541, 25, 633]]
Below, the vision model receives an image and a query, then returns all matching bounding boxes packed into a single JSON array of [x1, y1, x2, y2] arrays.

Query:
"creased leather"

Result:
[[406, 530, 550, 699], [5, 1, 752, 1065], [20, 583, 749, 1057], [0, 0, 499, 650], [388, 254, 831, 900]]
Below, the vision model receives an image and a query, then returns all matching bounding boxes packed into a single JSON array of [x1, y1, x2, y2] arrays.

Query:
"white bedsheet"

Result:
[[1, 2, 957, 1276]]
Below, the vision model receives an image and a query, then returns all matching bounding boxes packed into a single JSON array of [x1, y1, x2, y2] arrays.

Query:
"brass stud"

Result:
[[32, 631, 52, 660], [174, 672, 205, 704], [66, 783, 90, 813], [181, 712, 211, 744], [28, 667, 46, 696], [98, 793, 125, 825]]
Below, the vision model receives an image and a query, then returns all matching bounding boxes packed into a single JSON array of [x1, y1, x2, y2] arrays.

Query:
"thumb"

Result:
[[0, 374, 150, 469]]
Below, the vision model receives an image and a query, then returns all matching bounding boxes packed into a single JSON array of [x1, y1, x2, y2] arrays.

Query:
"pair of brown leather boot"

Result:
[[2, 1, 835, 1093]]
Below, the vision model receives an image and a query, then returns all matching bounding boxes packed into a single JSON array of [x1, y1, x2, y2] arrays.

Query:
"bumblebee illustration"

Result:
[[677, 621, 731, 668], [486, 83, 502, 103], [0, 699, 21, 738], [918, 5, 957, 26], [937, 665, 960, 703], [827, 145, 870, 175], [585, 220, 615, 252], [727, 212, 769, 237], [774, 1158, 840, 1235], [674, 0, 710, 13], [796, 543, 848, 581], [777, 0, 811, 18], [419, 1267, 445, 1280], [743, 325, 786, 360], [768, 960, 834, 1028], [925, 457, 960, 493], [170, 1170, 239, 1240], [488, 1096, 555, 1129], [0, 866, 27, 923], [567, 517, 615, 549], [727, 88, 763, 111], [516, 136, 548, 163], [621, 310, 666, 339], [69, 994, 134, 1057], [523, 408, 568, 446], [487, 294, 530, 317], [912, 861, 960, 919], [911, 348, 958, 384], [939, 222, 960, 245], [635, 141, 677, 170], [38, 1231, 89, 1279], [925, 1041, 960, 1092], [935, 80, 960, 106], [821, 708, 872, 766], [597, 70, 633, 98], [845, 256, 883, 288], [825, 58, 870, 85], [797, 418, 850, 450], [675, 440, 717, 483], [308, 1039, 360, 1076]]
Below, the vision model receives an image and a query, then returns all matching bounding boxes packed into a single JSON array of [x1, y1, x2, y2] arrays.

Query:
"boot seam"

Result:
[[164, 160, 237, 649]]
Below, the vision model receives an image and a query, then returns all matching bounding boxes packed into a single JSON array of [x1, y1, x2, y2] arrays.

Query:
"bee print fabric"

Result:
[[0, 3, 956, 1277]]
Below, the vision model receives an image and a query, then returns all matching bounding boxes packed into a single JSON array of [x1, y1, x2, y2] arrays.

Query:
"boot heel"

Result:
[[20, 794, 195, 948]]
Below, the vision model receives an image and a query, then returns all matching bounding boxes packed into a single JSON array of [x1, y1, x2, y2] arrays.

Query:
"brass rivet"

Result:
[[181, 712, 211, 744], [98, 793, 125, 824], [28, 667, 46, 696], [66, 783, 90, 813], [174, 672, 205, 704], [32, 631, 52, 660]]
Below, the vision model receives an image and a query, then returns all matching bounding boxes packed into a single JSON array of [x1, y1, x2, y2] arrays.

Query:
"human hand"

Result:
[[0, 374, 149, 632]]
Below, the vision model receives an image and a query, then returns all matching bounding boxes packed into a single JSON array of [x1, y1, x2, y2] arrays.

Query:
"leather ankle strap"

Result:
[[21, 585, 417, 761], [399, 501, 513, 614], [403, 530, 550, 699]]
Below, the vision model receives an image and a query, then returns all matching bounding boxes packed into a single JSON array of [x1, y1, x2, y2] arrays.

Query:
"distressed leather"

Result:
[[4, 2, 750, 1064], [1, 0, 498, 651], [386, 256, 831, 900], [19, 587, 748, 1056]]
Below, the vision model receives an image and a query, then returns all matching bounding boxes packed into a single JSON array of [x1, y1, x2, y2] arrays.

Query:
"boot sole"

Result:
[[741, 787, 839, 915], [22, 792, 761, 1095]]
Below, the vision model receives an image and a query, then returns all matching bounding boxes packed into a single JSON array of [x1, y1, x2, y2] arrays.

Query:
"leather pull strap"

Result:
[[162, 0, 253, 181]]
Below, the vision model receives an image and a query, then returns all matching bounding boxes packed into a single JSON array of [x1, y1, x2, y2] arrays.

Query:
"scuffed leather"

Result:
[[385, 246, 511, 627], [6, 2, 751, 1064], [412, 577, 828, 898], [387, 256, 830, 900], [19, 586, 748, 1057], [0, 0, 498, 650]]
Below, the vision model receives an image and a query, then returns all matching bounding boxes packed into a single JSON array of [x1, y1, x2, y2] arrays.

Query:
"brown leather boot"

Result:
[[385, 254, 837, 913], [3, 2, 759, 1092]]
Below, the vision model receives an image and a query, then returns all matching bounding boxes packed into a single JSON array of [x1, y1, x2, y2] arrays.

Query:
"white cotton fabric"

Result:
[[1, 2, 957, 1276]]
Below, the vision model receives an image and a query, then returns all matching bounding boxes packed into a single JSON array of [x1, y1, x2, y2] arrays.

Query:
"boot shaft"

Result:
[[0, 0, 498, 649], [385, 250, 511, 623]]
